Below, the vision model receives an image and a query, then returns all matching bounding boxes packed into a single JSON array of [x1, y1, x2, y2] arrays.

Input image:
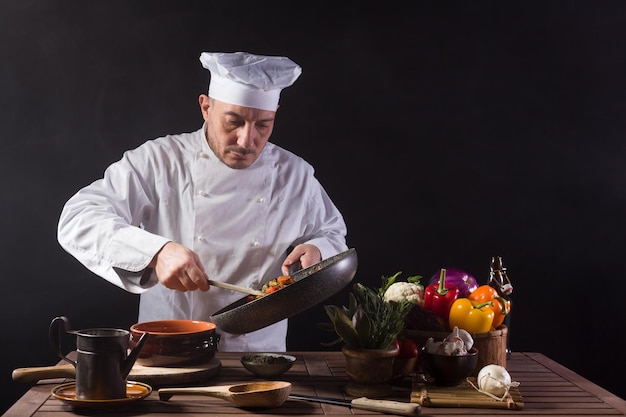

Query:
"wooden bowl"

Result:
[[130, 320, 219, 367]]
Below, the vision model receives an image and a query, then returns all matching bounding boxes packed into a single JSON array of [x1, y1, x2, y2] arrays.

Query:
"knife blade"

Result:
[[288, 394, 421, 416]]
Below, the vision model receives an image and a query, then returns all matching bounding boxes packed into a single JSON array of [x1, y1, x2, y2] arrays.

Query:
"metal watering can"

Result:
[[49, 316, 148, 400]]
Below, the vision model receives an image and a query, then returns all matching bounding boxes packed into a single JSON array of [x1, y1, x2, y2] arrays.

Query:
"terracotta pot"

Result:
[[342, 345, 399, 398], [129, 320, 219, 367]]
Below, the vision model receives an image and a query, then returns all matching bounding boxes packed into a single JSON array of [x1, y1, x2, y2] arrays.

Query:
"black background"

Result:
[[2, 1, 626, 413]]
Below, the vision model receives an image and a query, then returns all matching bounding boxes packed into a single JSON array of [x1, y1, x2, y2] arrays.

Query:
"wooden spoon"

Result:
[[158, 381, 291, 408], [207, 280, 265, 297]]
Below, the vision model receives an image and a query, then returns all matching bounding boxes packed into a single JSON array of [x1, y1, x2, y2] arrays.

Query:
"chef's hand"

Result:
[[150, 242, 210, 292], [282, 244, 321, 275]]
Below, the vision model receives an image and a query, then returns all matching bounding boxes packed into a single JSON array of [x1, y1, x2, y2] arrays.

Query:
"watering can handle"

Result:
[[48, 316, 77, 367]]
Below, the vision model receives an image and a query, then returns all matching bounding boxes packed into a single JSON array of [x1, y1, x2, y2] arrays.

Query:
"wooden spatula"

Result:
[[207, 280, 264, 297]]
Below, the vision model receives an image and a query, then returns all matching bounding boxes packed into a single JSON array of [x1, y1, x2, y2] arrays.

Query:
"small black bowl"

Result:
[[240, 353, 296, 378], [420, 347, 479, 386]]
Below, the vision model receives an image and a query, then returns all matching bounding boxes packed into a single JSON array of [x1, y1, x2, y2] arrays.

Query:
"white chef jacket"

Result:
[[57, 126, 348, 352]]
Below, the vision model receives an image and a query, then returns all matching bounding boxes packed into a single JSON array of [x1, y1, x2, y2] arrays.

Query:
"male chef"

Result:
[[57, 51, 348, 351]]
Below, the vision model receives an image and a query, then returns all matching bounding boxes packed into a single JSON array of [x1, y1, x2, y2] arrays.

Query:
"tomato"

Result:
[[392, 338, 419, 358], [392, 339, 400, 351]]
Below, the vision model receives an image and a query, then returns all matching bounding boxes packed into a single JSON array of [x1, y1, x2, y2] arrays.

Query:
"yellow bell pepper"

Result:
[[448, 298, 495, 334]]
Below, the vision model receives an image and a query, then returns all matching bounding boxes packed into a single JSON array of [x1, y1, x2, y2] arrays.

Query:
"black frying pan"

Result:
[[210, 248, 357, 334]]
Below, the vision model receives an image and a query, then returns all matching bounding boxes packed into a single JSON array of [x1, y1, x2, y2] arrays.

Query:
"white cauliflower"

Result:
[[383, 282, 424, 306]]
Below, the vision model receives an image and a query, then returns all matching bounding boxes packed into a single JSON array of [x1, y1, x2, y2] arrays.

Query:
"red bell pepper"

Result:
[[423, 268, 460, 323]]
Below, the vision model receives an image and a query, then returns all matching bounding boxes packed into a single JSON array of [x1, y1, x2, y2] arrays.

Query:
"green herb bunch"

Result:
[[318, 272, 416, 349]]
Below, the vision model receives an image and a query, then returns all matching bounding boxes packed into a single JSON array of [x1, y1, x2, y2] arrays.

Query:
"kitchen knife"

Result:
[[289, 394, 421, 416]]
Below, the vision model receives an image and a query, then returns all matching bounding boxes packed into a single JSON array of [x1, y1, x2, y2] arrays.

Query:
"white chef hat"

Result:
[[199, 51, 302, 111]]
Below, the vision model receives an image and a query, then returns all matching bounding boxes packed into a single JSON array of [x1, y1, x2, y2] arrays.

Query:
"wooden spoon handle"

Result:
[[159, 386, 230, 402], [12, 364, 76, 382], [207, 280, 264, 296]]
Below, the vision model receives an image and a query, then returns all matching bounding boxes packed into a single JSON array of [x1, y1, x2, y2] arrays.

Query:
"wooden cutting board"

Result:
[[129, 357, 222, 386], [12, 358, 222, 387], [411, 378, 524, 410]]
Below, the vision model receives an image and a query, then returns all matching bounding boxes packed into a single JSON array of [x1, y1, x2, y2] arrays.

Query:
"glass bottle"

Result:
[[488, 256, 513, 298], [489, 256, 513, 357]]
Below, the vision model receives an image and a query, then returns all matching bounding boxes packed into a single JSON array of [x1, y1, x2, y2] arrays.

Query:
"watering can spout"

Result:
[[121, 332, 148, 378]]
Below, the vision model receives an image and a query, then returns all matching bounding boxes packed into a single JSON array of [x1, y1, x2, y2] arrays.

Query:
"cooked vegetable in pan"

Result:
[[245, 275, 295, 301]]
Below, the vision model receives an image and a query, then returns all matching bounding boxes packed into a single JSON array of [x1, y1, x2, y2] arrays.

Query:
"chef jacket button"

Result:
[[196, 190, 209, 197], [197, 235, 205, 242], [257, 197, 266, 203], [251, 241, 260, 247], [198, 151, 209, 159]]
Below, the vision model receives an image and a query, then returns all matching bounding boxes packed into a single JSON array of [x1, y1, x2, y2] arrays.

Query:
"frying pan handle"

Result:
[[288, 261, 302, 275]]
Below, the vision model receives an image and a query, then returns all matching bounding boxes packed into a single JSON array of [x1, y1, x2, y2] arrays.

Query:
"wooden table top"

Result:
[[5, 351, 626, 416]]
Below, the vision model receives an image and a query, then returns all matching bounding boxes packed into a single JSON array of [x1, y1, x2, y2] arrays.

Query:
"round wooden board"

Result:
[[128, 357, 222, 387]]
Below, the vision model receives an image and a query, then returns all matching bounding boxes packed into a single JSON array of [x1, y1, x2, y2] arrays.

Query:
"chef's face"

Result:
[[199, 95, 276, 169]]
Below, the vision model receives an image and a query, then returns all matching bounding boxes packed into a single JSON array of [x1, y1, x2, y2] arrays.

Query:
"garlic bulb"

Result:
[[477, 364, 519, 398], [425, 327, 474, 356], [424, 337, 442, 353], [442, 326, 472, 356], [456, 328, 474, 351]]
